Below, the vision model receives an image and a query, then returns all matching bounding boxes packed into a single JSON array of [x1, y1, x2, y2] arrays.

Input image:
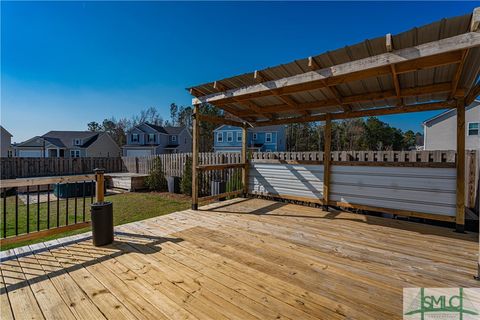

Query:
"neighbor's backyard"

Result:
[[0, 192, 191, 250]]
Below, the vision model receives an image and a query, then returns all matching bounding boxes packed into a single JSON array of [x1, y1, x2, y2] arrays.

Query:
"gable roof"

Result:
[[214, 124, 285, 132], [137, 123, 186, 135], [423, 100, 479, 126], [144, 123, 168, 134], [0, 126, 12, 137], [80, 134, 99, 148], [164, 127, 185, 135], [42, 131, 99, 149], [42, 137, 66, 148]]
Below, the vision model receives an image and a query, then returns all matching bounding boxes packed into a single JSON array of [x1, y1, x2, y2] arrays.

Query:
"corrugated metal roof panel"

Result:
[[189, 11, 478, 122]]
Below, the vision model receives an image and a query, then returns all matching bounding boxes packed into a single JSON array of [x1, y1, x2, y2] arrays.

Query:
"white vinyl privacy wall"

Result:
[[249, 162, 457, 218], [249, 163, 324, 201]]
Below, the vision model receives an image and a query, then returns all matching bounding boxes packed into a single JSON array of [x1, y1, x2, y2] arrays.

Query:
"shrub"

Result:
[[181, 156, 192, 196], [145, 157, 167, 191]]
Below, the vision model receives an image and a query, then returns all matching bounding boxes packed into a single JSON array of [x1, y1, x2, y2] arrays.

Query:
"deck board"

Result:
[[1, 198, 478, 320]]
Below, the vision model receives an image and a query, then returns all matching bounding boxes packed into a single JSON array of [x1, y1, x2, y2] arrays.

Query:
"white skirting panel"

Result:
[[330, 165, 457, 216], [249, 162, 457, 218], [249, 163, 324, 200]]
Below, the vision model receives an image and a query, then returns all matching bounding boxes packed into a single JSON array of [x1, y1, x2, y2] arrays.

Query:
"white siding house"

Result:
[[423, 101, 479, 150]]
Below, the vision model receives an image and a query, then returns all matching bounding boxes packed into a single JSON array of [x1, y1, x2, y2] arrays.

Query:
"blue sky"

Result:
[[1, 1, 477, 142]]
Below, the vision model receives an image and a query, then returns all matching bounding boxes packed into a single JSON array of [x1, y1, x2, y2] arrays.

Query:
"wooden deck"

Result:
[[1, 198, 478, 319]]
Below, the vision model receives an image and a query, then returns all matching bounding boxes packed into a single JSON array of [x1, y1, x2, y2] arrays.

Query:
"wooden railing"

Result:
[[197, 163, 246, 202], [1, 150, 477, 211], [0, 173, 102, 246]]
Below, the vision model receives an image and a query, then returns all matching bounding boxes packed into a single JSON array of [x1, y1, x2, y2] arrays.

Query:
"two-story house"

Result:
[[213, 125, 286, 153], [122, 123, 191, 156], [14, 131, 121, 158], [423, 100, 479, 150], [1, 126, 13, 157]]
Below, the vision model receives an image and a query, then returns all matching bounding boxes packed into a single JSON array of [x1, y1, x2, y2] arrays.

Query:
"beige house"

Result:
[[14, 131, 121, 158], [0, 126, 13, 157], [423, 101, 479, 150]]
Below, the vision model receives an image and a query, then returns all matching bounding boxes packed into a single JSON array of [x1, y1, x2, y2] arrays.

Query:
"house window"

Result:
[[468, 122, 479, 136], [70, 150, 80, 158], [148, 134, 155, 142], [132, 134, 139, 142], [227, 132, 233, 142], [7, 150, 12, 158], [217, 132, 223, 142], [74, 139, 81, 146], [265, 133, 272, 143], [237, 132, 242, 142], [172, 135, 177, 142], [253, 133, 258, 140]]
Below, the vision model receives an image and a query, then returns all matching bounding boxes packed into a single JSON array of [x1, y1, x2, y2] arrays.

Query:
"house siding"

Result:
[[1, 127, 12, 157], [85, 134, 121, 157], [175, 130, 192, 153], [424, 102, 480, 150], [213, 125, 286, 152], [123, 124, 191, 155]]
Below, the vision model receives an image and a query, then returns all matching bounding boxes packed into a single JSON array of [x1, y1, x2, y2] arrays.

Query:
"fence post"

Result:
[[94, 168, 105, 203], [323, 114, 332, 210], [192, 104, 200, 210], [241, 124, 248, 196], [455, 98, 465, 233]]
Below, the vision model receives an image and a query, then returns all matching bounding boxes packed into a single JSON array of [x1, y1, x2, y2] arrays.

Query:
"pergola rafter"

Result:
[[187, 8, 480, 233]]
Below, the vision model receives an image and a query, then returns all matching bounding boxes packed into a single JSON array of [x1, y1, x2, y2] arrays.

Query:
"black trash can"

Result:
[[90, 202, 114, 246], [167, 176, 181, 194]]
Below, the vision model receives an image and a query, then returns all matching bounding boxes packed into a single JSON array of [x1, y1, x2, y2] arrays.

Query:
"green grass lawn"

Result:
[[0, 192, 191, 251]]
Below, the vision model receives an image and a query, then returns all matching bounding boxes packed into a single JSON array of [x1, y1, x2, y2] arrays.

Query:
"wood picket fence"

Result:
[[0, 157, 124, 180], [1, 150, 477, 212]]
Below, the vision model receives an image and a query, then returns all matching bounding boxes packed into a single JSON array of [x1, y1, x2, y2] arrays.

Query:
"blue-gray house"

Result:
[[213, 125, 286, 152]]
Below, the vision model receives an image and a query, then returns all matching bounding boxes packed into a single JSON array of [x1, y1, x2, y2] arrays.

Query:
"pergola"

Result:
[[188, 8, 480, 232]]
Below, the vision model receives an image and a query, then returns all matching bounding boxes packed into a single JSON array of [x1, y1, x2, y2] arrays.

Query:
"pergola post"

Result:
[[241, 124, 248, 196], [192, 104, 200, 210], [323, 114, 332, 210], [456, 98, 466, 232]]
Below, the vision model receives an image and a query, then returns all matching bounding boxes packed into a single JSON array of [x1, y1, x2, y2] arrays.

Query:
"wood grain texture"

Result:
[[1, 198, 478, 320], [456, 99, 466, 228]]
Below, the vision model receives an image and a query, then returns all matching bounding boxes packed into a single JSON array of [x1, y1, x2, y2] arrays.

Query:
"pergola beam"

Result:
[[277, 95, 310, 115], [213, 81, 228, 92], [235, 82, 455, 118], [254, 100, 454, 126], [196, 114, 245, 127], [465, 82, 480, 105], [240, 101, 275, 119], [192, 32, 480, 106], [309, 57, 351, 111], [450, 49, 469, 99]]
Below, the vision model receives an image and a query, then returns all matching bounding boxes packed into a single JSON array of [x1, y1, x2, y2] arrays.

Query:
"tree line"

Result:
[[286, 118, 423, 151], [88, 104, 423, 152]]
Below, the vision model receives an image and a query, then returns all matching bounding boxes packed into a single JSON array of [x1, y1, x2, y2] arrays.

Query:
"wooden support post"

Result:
[[192, 104, 200, 210], [456, 98, 466, 232], [241, 124, 248, 196], [94, 168, 105, 203], [323, 114, 332, 210]]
